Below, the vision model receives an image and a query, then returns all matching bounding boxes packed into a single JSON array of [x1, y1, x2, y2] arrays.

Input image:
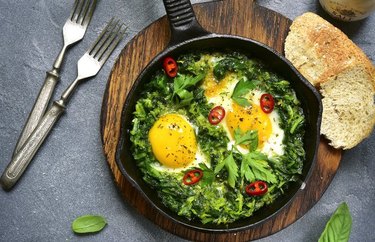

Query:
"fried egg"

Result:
[[148, 55, 285, 172], [202, 67, 285, 157], [148, 113, 207, 172]]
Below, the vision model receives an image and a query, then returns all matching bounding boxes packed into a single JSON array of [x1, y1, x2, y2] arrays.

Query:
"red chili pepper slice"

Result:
[[183, 169, 203, 185], [163, 57, 178, 78], [260, 93, 275, 113], [208, 106, 225, 125], [245, 181, 268, 196]]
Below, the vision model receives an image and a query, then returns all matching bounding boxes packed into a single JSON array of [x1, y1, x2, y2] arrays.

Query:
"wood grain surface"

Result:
[[100, 0, 342, 241]]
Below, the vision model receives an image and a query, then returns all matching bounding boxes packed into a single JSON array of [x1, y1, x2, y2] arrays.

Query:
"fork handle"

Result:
[[13, 69, 60, 156], [1, 100, 65, 190]]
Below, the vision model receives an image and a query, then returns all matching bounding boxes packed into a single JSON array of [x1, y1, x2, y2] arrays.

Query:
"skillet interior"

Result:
[[116, 35, 322, 232]]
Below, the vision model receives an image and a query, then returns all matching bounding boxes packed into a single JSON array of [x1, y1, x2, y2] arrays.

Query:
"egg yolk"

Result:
[[148, 114, 197, 168], [203, 72, 235, 99], [226, 102, 272, 149]]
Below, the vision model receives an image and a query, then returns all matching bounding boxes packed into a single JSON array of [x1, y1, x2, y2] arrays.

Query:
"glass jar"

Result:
[[319, 0, 375, 21]]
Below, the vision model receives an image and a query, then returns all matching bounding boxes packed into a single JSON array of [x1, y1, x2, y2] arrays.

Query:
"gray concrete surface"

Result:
[[0, 0, 374, 241]]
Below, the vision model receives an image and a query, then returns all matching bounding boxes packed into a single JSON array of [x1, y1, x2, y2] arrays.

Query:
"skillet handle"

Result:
[[162, 0, 210, 45]]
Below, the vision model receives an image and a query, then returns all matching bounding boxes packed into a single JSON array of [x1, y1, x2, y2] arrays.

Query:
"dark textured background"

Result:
[[0, 0, 374, 241]]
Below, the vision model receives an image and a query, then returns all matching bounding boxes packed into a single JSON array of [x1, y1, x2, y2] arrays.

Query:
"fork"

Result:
[[1, 18, 125, 190], [13, 0, 97, 157]]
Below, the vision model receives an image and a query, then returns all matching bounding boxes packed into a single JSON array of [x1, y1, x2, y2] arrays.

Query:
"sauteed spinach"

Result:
[[130, 51, 305, 224]]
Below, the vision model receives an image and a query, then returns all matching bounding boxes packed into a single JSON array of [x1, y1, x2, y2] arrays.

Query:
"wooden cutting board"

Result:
[[100, 0, 342, 241]]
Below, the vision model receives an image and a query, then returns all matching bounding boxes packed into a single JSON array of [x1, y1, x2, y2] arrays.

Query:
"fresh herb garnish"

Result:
[[214, 153, 238, 188], [241, 152, 277, 183], [319, 202, 352, 242], [234, 128, 276, 183], [216, 129, 277, 186], [231, 78, 257, 107], [172, 72, 206, 105], [234, 128, 258, 152], [72, 215, 107, 234], [199, 163, 215, 186]]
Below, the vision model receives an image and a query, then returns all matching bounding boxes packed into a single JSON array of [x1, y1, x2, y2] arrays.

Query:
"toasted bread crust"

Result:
[[285, 12, 375, 149]]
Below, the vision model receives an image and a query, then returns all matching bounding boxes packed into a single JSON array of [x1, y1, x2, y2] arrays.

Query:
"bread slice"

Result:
[[320, 65, 375, 149], [284, 12, 375, 149]]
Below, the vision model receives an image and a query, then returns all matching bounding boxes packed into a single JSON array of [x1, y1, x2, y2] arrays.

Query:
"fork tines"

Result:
[[88, 18, 127, 64], [70, 0, 97, 25]]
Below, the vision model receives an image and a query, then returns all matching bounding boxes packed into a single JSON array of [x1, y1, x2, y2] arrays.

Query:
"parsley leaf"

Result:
[[240, 151, 277, 183], [214, 153, 238, 188], [173, 73, 206, 105], [198, 163, 215, 187], [231, 78, 257, 107], [234, 128, 258, 152]]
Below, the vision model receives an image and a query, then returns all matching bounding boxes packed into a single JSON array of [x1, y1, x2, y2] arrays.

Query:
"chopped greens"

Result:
[[130, 51, 306, 225], [213, 53, 258, 80]]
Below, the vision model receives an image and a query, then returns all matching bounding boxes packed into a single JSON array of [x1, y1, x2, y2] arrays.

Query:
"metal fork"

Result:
[[1, 19, 125, 190], [13, 0, 97, 157]]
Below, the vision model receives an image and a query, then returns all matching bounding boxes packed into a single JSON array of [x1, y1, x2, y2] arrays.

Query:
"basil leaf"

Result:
[[231, 78, 257, 107], [72, 215, 107, 234], [232, 96, 250, 107], [319, 202, 352, 242]]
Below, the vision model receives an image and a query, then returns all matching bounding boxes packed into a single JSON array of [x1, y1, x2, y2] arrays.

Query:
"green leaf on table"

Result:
[[72, 214, 107, 234], [318, 202, 352, 242]]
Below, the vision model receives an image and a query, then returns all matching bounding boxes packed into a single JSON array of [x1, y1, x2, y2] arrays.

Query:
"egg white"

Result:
[[150, 147, 208, 173]]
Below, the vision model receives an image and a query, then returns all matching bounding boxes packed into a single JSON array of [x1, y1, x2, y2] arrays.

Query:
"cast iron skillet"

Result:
[[116, 0, 322, 232]]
